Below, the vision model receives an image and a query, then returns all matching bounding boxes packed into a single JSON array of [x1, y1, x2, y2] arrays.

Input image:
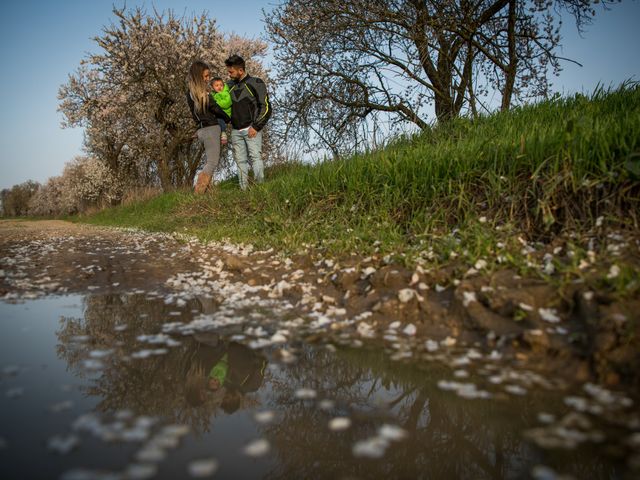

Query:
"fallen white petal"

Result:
[[378, 424, 408, 441], [328, 417, 352, 431], [538, 308, 561, 323], [402, 324, 417, 336], [462, 291, 477, 307], [188, 459, 219, 477], [294, 388, 317, 400], [254, 410, 275, 424], [352, 436, 389, 458], [243, 439, 270, 457]]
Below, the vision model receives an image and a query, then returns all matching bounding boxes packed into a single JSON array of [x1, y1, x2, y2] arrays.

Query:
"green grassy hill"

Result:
[[83, 83, 639, 256]]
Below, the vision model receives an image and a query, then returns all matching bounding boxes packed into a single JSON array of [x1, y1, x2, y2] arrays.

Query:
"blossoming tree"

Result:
[[59, 6, 268, 191]]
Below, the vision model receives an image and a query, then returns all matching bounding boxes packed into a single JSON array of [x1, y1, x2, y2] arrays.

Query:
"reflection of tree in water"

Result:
[[56, 294, 266, 434], [262, 347, 614, 480]]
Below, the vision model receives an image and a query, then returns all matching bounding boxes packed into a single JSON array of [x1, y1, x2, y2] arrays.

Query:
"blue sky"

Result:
[[0, 0, 638, 190]]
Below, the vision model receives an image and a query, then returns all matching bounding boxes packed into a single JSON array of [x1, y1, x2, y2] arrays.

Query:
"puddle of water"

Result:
[[0, 294, 636, 479]]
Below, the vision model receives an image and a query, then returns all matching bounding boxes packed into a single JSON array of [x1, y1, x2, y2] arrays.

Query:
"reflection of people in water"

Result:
[[185, 340, 266, 411]]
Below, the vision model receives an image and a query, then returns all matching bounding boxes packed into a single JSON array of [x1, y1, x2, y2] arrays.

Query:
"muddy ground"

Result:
[[1, 219, 638, 388]]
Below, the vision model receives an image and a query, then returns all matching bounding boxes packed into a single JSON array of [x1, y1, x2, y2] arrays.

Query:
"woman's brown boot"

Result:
[[194, 172, 212, 194]]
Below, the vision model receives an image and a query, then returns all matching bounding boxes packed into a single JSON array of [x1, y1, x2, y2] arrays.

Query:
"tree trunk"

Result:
[[158, 156, 172, 192], [501, 0, 517, 111]]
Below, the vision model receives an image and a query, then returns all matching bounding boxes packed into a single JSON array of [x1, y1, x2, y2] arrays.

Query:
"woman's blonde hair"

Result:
[[187, 61, 211, 114]]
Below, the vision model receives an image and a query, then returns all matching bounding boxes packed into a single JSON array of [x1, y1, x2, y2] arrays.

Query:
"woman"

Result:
[[186, 61, 230, 194]]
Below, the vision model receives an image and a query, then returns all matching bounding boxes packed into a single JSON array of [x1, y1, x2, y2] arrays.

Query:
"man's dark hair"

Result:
[[225, 54, 246, 69]]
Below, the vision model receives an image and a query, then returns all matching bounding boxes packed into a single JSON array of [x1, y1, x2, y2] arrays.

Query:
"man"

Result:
[[225, 55, 272, 190]]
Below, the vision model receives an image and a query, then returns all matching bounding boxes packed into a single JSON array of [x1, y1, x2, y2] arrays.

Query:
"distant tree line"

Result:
[[1, 181, 40, 217]]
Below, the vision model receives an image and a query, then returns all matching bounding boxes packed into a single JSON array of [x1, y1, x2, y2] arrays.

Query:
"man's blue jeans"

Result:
[[231, 128, 264, 190]]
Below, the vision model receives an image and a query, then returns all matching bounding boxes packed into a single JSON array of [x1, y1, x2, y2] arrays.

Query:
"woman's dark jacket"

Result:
[[186, 91, 230, 129]]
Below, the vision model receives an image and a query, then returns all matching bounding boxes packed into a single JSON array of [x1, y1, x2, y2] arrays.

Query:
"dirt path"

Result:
[[0, 219, 102, 236], [1, 219, 638, 387], [0, 219, 203, 297]]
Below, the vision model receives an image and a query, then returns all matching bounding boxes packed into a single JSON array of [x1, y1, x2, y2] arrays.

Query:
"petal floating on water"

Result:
[[328, 417, 352, 431], [187, 459, 219, 477], [294, 388, 317, 400], [243, 439, 270, 457], [352, 436, 389, 458], [254, 410, 275, 424]]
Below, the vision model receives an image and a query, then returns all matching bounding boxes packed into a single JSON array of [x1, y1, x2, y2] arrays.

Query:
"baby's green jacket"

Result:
[[211, 84, 232, 118]]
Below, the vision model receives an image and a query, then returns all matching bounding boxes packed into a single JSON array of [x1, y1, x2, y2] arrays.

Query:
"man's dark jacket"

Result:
[[227, 75, 271, 131]]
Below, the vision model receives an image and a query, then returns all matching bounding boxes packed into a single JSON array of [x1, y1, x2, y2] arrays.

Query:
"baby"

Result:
[[210, 77, 232, 144]]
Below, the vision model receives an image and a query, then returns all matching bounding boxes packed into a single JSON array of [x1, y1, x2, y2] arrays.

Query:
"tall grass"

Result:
[[84, 83, 640, 252]]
